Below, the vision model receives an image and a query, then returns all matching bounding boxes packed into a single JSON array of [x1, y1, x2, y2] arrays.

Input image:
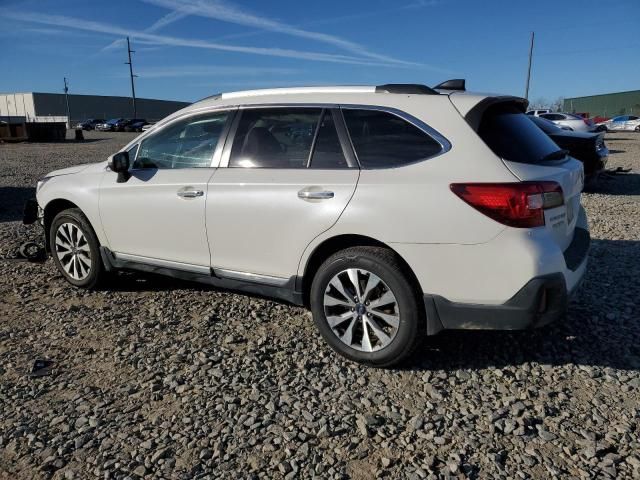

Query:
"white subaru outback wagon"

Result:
[[26, 81, 590, 367]]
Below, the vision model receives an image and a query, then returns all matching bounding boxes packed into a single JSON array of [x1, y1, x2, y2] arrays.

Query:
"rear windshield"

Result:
[[478, 104, 563, 164]]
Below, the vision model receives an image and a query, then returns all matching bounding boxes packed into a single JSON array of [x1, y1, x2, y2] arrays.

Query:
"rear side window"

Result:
[[342, 109, 442, 168], [229, 108, 320, 168], [479, 104, 564, 164]]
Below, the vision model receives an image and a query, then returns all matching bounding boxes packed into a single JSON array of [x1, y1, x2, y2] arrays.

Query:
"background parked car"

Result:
[[95, 118, 125, 132], [525, 109, 551, 116], [75, 119, 105, 130], [141, 123, 155, 132], [596, 115, 640, 132], [529, 115, 608, 185], [123, 119, 149, 132], [114, 119, 134, 132], [538, 112, 596, 132]]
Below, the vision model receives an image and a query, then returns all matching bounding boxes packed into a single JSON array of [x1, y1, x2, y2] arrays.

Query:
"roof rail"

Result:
[[375, 84, 438, 95], [434, 79, 466, 91], [220, 86, 375, 99], [195, 93, 221, 103]]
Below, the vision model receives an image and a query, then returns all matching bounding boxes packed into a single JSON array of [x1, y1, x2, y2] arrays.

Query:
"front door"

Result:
[[100, 110, 232, 270], [207, 107, 359, 281]]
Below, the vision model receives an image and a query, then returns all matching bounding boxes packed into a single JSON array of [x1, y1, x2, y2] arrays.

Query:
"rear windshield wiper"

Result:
[[540, 149, 569, 162]]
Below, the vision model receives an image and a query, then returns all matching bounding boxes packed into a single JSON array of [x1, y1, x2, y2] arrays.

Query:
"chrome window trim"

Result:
[[217, 103, 450, 169]]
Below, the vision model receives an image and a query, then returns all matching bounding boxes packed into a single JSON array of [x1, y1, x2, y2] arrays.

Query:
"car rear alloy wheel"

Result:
[[55, 222, 92, 281], [323, 268, 399, 352], [311, 246, 425, 367]]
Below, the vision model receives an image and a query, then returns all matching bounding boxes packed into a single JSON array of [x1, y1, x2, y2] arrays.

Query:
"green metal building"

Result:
[[564, 90, 640, 118]]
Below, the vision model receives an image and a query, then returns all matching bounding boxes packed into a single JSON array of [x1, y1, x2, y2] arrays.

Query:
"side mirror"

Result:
[[108, 152, 131, 183]]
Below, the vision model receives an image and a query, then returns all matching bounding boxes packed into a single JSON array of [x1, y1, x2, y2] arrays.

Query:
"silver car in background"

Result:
[[596, 115, 640, 132], [539, 112, 596, 132]]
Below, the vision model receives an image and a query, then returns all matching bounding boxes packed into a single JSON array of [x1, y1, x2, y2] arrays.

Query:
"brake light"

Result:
[[450, 182, 564, 228]]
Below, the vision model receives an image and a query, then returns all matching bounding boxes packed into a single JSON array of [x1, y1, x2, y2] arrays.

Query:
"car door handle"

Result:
[[298, 189, 334, 200], [177, 189, 204, 198]]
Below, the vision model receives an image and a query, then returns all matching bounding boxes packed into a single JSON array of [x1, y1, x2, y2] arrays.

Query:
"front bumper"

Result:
[[424, 227, 590, 333], [23, 198, 41, 225]]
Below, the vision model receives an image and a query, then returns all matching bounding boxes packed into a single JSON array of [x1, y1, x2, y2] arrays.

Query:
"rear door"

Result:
[[478, 104, 584, 250], [206, 107, 359, 281]]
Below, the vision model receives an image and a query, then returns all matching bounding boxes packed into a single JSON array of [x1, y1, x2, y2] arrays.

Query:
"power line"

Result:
[[125, 37, 138, 118]]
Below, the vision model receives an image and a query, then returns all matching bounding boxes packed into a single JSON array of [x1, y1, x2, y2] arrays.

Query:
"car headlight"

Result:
[[36, 176, 53, 193]]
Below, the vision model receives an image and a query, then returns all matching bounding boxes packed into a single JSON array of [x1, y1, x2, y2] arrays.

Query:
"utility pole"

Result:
[[125, 37, 138, 118], [524, 31, 535, 101], [63, 77, 71, 129]]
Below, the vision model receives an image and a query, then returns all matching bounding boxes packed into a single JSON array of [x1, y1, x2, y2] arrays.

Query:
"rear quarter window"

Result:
[[479, 104, 563, 164], [342, 109, 442, 168]]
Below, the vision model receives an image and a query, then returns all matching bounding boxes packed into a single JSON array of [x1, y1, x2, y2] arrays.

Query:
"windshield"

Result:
[[478, 104, 563, 164], [107, 118, 120, 124]]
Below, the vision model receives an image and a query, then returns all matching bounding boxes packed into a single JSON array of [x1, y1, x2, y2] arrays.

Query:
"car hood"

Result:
[[46, 161, 105, 177]]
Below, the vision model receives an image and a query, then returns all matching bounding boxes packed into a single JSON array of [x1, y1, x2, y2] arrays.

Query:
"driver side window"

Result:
[[135, 111, 229, 169]]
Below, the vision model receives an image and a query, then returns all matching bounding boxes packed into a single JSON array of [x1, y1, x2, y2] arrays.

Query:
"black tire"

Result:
[[49, 208, 105, 289], [310, 246, 425, 367]]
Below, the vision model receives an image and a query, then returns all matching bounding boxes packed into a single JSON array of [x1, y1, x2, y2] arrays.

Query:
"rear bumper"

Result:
[[424, 227, 590, 332], [425, 273, 568, 331]]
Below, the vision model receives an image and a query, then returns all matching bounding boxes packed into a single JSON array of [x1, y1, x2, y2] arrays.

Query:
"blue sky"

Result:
[[1, 0, 638, 103]]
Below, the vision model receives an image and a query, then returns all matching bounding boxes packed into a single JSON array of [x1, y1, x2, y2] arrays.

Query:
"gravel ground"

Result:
[[1, 131, 639, 479]]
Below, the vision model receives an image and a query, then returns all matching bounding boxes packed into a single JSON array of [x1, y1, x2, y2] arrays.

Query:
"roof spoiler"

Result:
[[434, 79, 466, 91], [375, 84, 438, 95]]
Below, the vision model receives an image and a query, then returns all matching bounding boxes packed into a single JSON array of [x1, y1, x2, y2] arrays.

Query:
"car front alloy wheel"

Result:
[[50, 208, 104, 289], [54, 222, 92, 281]]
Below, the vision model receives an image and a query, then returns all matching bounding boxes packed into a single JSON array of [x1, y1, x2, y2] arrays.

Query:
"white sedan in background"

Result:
[[596, 115, 640, 132], [539, 112, 596, 132]]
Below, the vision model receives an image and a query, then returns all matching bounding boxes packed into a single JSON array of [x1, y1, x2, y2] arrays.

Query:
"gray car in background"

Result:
[[538, 112, 596, 132]]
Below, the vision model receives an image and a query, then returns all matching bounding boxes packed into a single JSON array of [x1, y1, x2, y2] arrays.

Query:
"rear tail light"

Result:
[[450, 182, 564, 228]]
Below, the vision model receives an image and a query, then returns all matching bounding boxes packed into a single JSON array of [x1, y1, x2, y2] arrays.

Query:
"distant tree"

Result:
[[552, 97, 565, 112], [529, 97, 549, 110]]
